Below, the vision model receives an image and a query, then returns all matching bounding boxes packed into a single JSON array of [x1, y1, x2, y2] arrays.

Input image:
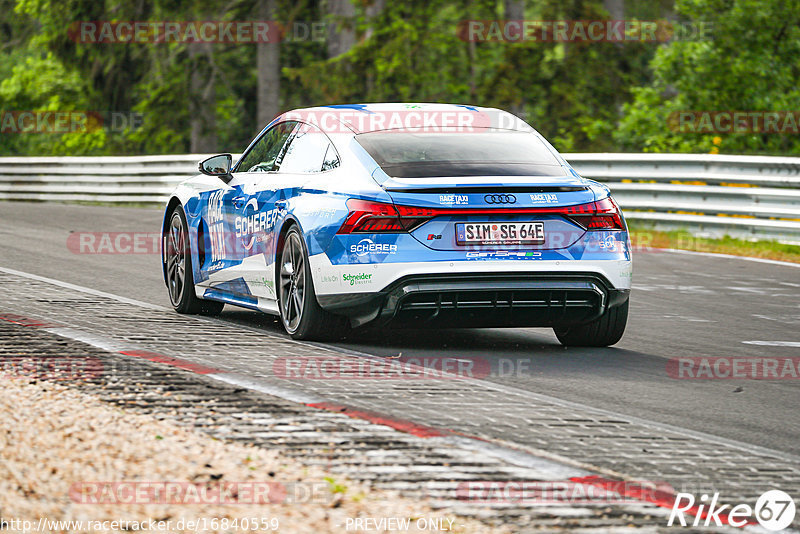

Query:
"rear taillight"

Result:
[[337, 199, 429, 233], [337, 197, 624, 234], [566, 197, 624, 230]]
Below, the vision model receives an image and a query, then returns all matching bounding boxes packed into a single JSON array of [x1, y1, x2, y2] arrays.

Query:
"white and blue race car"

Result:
[[162, 104, 632, 345]]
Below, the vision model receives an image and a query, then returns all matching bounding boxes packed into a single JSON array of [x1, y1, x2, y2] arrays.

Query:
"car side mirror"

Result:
[[199, 154, 232, 179]]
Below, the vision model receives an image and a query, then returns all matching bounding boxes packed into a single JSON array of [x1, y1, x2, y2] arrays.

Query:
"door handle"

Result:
[[232, 196, 246, 209], [275, 200, 288, 211]]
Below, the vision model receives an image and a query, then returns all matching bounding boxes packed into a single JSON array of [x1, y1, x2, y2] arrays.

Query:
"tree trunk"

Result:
[[256, 0, 281, 128], [504, 0, 524, 21], [603, 0, 624, 20], [189, 43, 217, 153], [504, 0, 525, 118], [327, 0, 356, 58], [364, 0, 385, 40], [363, 0, 385, 95]]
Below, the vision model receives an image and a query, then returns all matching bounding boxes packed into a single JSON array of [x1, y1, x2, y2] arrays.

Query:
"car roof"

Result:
[[276, 103, 533, 134]]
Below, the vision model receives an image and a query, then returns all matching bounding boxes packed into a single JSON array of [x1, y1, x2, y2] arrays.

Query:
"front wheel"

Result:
[[164, 206, 224, 316], [278, 226, 349, 340], [554, 299, 628, 347]]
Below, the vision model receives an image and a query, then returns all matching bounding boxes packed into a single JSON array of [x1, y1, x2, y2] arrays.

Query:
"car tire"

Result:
[[553, 299, 628, 347], [164, 206, 224, 316], [278, 226, 350, 341]]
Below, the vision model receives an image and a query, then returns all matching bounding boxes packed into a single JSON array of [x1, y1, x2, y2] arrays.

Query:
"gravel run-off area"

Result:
[[0, 377, 505, 534]]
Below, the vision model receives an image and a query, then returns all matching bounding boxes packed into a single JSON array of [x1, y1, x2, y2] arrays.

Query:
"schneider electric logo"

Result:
[[669, 490, 795, 530], [342, 273, 373, 286]]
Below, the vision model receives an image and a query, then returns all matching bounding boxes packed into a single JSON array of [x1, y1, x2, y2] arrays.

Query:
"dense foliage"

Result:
[[0, 0, 798, 156]]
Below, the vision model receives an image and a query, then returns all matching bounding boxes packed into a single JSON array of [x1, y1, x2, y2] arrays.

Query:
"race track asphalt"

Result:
[[2, 201, 798, 455]]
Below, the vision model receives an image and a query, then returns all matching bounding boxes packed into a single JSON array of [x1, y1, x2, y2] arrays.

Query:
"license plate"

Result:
[[456, 222, 545, 245]]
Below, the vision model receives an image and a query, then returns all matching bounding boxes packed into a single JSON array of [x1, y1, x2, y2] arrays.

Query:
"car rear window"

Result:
[[355, 130, 564, 178]]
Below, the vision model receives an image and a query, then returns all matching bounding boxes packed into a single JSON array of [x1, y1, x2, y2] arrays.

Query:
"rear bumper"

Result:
[[317, 272, 629, 328]]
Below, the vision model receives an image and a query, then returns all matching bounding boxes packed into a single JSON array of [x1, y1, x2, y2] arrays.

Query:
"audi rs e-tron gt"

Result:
[[162, 104, 632, 345]]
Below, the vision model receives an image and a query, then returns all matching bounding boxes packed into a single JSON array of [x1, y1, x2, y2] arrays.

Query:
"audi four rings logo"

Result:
[[484, 194, 517, 204]]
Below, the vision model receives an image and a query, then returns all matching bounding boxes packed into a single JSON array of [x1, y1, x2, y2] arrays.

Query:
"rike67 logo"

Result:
[[669, 490, 795, 531]]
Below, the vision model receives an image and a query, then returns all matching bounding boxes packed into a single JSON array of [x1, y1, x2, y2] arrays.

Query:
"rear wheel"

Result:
[[164, 206, 224, 316], [278, 226, 349, 340], [554, 299, 628, 347]]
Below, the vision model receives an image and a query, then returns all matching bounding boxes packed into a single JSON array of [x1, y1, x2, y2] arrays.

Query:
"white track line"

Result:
[[44, 327, 128, 353], [742, 341, 800, 348], [0, 266, 167, 311], [211, 373, 326, 405], [657, 248, 800, 269]]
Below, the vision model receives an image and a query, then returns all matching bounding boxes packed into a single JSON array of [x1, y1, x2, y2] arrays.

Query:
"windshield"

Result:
[[355, 130, 564, 178]]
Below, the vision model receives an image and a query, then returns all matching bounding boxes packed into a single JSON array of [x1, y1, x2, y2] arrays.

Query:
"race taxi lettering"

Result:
[[439, 194, 468, 205], [530, 193, 558, 204], [207, 190, 226, 262]]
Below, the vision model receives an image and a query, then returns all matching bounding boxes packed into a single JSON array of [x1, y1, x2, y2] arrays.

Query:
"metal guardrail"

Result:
[[567, 153, 800, 242], [1, 153, 799, 241], [0, 155, 205, 204]]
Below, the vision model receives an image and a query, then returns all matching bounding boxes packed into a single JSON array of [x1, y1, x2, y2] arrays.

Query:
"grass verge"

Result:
[[628, 224, 800, 264]]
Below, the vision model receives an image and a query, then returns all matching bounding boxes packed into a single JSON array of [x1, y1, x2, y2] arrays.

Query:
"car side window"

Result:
[[322, 143, 341, 171], [278, 122, 340, 173], [237, 121, 298, 173]]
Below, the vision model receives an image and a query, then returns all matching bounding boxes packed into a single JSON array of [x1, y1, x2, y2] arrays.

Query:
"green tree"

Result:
[[615, 0, 800, 155]]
